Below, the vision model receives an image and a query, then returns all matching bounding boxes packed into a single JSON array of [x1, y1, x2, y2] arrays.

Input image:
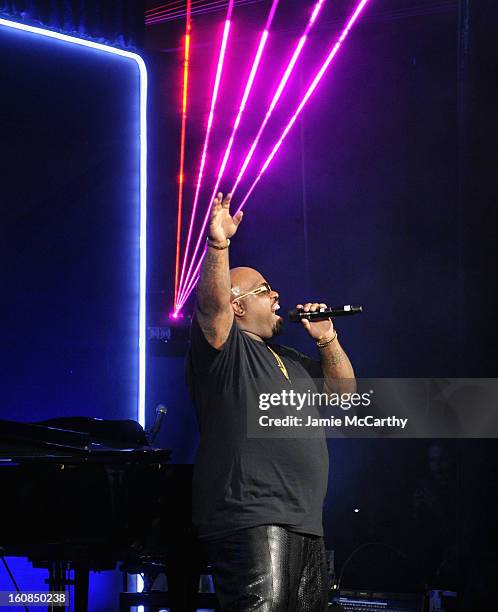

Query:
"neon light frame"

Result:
[[0, 17, 148, 430]]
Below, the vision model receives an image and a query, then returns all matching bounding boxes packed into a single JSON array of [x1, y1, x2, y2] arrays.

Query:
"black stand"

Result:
[[39, 560, 89, 611]]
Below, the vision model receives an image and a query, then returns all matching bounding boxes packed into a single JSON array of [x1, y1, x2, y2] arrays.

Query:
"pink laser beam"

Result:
[[235, 0, 371, 215], [235, 0, 370, 215], [177, 265, 201, 310], [229, 0, 325, 199], [146, 0, 231, 24], [178, 0, 280, 303], [179, 0, 325, 303], [178, 32, 268, 303], [178, 0, 371, 309], [176, 0, 234, 310]]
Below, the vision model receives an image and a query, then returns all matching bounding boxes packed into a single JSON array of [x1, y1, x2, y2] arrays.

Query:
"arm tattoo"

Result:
[[320, 344, 344, 367], [319, 339, 356, 394], [197, 247, 231, 314]]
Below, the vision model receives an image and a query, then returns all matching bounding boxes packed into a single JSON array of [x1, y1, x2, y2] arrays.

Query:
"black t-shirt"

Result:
[[185, 315, 329, 540]]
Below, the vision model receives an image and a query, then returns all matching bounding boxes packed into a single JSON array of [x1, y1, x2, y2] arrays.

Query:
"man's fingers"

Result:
[[296, 302, 327, 312], [300, 302, 327, 312], [233, 210, 243, 226], [222, 192, 231, 208], [302, 303, 319, 312], [211, 199, 221, 218]]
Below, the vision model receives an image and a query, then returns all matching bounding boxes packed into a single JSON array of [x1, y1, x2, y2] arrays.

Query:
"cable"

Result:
[[337, 541, 409, 590]]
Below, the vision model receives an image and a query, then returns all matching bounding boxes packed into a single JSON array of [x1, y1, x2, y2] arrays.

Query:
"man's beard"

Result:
[[272, 317, 284, 336]]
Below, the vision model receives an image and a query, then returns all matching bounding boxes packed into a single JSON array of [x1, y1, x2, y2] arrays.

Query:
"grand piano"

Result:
[[0, 416, 208, 611]]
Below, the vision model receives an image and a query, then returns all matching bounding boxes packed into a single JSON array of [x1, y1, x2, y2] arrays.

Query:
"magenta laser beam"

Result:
[[177, 0, 371, 310], [235, 0, 371, 215], [176, 0, 234, 310], [178, 0, 280, 304], [179, 0, 325, 303], [229, 0, 326, 199]]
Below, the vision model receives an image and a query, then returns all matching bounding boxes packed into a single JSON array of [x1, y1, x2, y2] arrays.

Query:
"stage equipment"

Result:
[[0, 417, 198, 611], [149, 404, 169, 443], [330, 589, 423, 612], [288, 305, 363, 321]]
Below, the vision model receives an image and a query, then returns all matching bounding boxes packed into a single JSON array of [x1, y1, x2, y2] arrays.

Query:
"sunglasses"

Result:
[[231, 282, 272, 302]]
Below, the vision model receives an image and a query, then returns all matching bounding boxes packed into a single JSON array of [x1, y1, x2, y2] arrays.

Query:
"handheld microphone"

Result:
[[288, 305, 363, 322]]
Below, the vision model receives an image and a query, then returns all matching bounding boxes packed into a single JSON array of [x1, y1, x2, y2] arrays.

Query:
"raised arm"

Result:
[[196, 192, 243, 349]]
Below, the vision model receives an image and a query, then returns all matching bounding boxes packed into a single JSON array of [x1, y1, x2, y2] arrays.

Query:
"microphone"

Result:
[[149, 404, 168, 444], [288, 305, 363, 322]]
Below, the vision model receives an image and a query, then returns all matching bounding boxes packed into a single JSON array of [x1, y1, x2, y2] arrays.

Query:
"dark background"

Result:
[[144, 0, 498, 601], [0, 0, 496, 608]]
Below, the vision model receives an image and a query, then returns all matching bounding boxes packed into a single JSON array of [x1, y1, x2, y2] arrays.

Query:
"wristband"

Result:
[[207, 237, 230, 250], [316, 330, 338, 349]]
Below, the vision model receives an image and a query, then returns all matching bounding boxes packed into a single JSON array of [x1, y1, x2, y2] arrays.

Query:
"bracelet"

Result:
[[316, 330, 338, 349], [207, 237, 230, 250]]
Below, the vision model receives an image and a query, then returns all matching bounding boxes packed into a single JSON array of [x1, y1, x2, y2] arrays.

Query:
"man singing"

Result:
[[186, 192, 355, 611]]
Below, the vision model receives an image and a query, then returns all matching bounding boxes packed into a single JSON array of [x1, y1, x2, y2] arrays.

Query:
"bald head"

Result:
[[228, 267, 282, 340], [230, 267, 266, 299]]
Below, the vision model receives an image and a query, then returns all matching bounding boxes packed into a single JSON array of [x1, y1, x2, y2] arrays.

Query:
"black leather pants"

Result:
[[206, 525, 329, 611]]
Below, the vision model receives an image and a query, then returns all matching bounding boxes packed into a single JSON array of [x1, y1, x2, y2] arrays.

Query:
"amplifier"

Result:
[[329, 589, 422, 612]]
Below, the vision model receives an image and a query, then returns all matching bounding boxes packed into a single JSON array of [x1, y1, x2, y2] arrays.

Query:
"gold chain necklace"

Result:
[[266, 345, 291, 383]]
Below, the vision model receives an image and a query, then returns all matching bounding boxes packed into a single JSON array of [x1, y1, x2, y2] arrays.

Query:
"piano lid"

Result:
[[0, 418, 89, 451], [37, 417, 149, 448], [0, 416, 149, 453]]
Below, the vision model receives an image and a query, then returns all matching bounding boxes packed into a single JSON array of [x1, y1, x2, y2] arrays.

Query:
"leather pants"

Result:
[[207, 525, 329, 611]]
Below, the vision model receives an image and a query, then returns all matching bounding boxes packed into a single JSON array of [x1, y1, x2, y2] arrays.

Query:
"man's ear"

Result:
[[231, 300, 245, 318]]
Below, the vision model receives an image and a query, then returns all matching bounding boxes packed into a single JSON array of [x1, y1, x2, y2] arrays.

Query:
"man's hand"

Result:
[[209, 192, 243, 243], [298, 301, 355, 394], [296, 302, 335, 342]]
